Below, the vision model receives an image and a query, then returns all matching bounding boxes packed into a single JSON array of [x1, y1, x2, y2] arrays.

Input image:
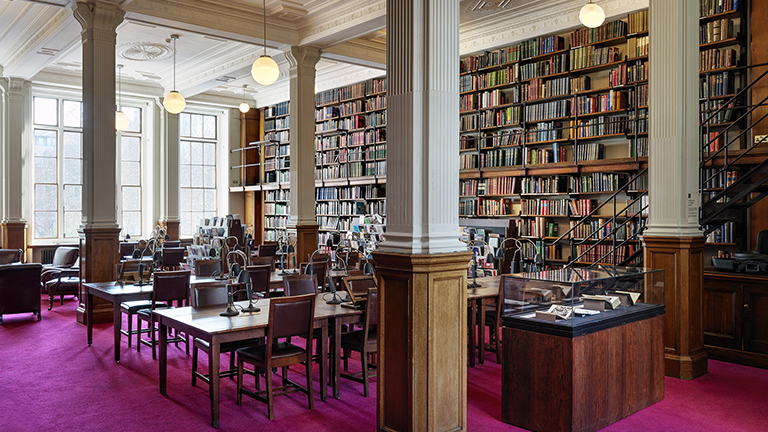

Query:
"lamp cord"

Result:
[[263, 0, 267, 56], [173, 37, 177, 91]]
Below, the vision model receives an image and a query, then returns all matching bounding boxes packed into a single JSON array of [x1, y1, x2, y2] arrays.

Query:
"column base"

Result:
[[372, 251, 472, 432], [76, 226, 120, 325], [159, 220, 180, 241], [293, 224, 319, 266], [642, 235, 708, 379], [0, 222, 27, 260]]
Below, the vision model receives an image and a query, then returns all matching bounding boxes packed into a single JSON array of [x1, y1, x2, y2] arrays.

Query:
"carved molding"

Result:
[[298, 0, 386, 42], [5, 7, 72, 72], [284, 45, 321, 70], [72, 2, 126, 36]]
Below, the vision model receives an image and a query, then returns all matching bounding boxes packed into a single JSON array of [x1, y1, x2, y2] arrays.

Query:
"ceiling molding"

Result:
[[321, 39, 386, 70], [298, 0, 385, 47]]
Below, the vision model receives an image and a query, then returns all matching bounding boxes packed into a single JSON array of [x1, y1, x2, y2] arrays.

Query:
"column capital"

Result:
[[5, 77, 30, 95], [283, 45, 322, 71], [72, 1, 125, 38]]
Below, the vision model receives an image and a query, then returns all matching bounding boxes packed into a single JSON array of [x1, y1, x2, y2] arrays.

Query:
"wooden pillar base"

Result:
[[642, 235, 708, 379], [76, 226, 120, 325], [0, 222, 27, 261], [373, 251, 472, 432], [159, 220, 180, 241], [294, 224, 319, 265]]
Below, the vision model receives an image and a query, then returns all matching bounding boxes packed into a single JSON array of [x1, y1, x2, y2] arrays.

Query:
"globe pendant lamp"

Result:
[[163, 34, 186, 114], [579, 1, 605, 28], [239, 84, 251, 113], [115, 64, 129, 131], [251, 0, 279, 85]]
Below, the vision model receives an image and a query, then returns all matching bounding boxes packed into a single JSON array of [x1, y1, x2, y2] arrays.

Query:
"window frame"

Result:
[[179, 110, 220, 238]]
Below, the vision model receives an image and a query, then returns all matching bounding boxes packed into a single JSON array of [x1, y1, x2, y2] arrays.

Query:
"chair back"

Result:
[[311, 253, 331, 263], [0, 249, 22, 265], [164, 240, 181, 248], [194, 259, 221, 277], [161, 247, 185, 267], [119, 242, 137, 259], [268, 294, 315, 340], [52, 247, 79, 267], [257, 244, 278, 258], [246, 264, 272, 296], [249, 255, 274, 271], [152, 270, 190, 307], [342, 275, 377, 303], [365, 287, 378, 328], [0, 264, 43, 315], [283, 274, 318, 296], [300, 261, 327, 292], [340, 251, 359, 270], [191, 286, 228, 307]]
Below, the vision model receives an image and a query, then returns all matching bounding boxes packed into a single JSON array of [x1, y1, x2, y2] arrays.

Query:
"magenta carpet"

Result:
[[1, 295, 767, 431]]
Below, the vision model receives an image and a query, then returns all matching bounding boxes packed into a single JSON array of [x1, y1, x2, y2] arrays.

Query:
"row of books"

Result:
[[525, 144, 567, 164], [570, 46, 622, 71], [526, 121, 564, 143], [480, 107, 522, 128], [521, 35, 565, 59], [264, 117, 290, 132], [264, 216, 288, 229], [348, 161, 386, 177], [700, 71, 734, 98], [315, 185, 385, 201], [339, 100, 365, 116], [700, 48, 737, 72], [475, 197, 515, 217], [699, 0, 741, 18], [366, 95, 386, 111], [521, 77, 570, 102], [702, 168, 740, 189], [264, 203, 288, 215], [481, 130, 525, 148], [521, 198, 570, 216], [477, 66, 518, 89], [264, 101, 290, 118], [572, 115, 628, 138], [315, 201, 367, 216], [481, 176, 519, 196], [315, 165, 344, 180], [700, 18, 735, 45], [627, 60, 648, 82], [570, 19, 627, 48], [570, 90, 628, 116], [520, 175, 568, 194], [572, 243, 635, 264], [700, 100, 736, 124], [525, 100, 569, 122], [264, 189, 290, 202], [480, 147, 521, 168], [519, 217, 559, 238], [629, 137, 649, 158], [571, 173, 628, 193], [460, 153, 478, 169], [315, 79, 385, 106], [574, 142, 604, 161], [627, 10, 649, 34], [706, 221, 735, 244], [520, 53, 569, 81], [365, 78, 386, 95], [264, 130, 289, 143], [627, 35, 649, 59], [569, 198, 597, 216]]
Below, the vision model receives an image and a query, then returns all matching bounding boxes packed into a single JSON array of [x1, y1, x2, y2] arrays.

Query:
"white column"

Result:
[[72, 2, 125, 230], [0, 78, 29, 225], [157, 104, 180, 228], [380, 0, 465, 254], [284, 45, 321, 227], [647, 0, 701, 237]]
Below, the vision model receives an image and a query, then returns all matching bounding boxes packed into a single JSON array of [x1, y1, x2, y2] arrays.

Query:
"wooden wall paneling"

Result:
[[0, 222, 27, 261], [743, 285, 768, 354], [76, 227, 120, 325], [703, 276, 741, 349]]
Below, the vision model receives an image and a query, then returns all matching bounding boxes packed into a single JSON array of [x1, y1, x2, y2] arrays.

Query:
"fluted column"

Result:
[[157, 103, 180, 240], [284, 45, 321, 263], [73, 1, 124, 325], [0, 78, 29, 254], [373, 1, 470, 431], [642, 0, 707, 379]]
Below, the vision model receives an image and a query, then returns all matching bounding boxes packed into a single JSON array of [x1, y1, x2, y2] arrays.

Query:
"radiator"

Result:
[[40, 248, 57, 264]]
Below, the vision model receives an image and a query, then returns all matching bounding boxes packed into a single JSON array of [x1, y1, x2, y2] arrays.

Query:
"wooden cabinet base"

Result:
[[501, 315, 665, 432]]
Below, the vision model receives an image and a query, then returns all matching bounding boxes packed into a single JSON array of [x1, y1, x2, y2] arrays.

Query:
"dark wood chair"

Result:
[[164, 240, 181, 248], [341, 287, 378, 397], [191, 285, 259, 397], [246, 264, 273, 298], [0, 263, 43, 324], [249, 256, 275, 271], [194, 259, 222, 277], [282, 274, 318, 296], [483, 275, 511, 364], [160, 247, 186, 270], [45, 267, 79, 310], [40, 246, 79, 293], [236, 294, 316, 420], [342, 275, 377, 306], [137, 270, 190, 359], [118, 242, 138, 259], [118, 260, 162, 348], [300, 261, 327, 292]]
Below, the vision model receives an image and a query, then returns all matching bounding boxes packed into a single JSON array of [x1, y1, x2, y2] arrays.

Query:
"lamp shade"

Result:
[[163, 90, 186, 114], [115, 110, 130, 130], [239, 102, 251, 113], [579, 3, 605, 28], [251, 55, 279, 85]]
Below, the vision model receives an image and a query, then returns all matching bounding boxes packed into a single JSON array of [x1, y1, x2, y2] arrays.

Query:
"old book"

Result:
[[610, 290, 642, 306], [582, 294, 621, 311], [535, 305, 573, 321]]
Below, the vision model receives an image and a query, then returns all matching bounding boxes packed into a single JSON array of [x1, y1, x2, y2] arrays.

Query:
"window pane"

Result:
[[34, 97, 58, 126], [121, 106, 141, 133], [204, 143, 215, 165], [191, 114, 203, 138], [35, 184, 57, 211], [63, 158, 82, 184], [63, 132, 82, 158], [180, 188, 192, 211], [35, 212, 57, 238], [190, 165, 203, 188], [122, 186, 141, 211], [190, 141, 203, 164], [180, 212, 192, 237], [64, 211, 81, 238], [204, 189, 216, 212], [63, 185, 82, 212], [179, 140, 190, 165], [192, 211, 205, 230], [191, 188, 204, 209], [180, 113, 191, 137], [121, 136, 141, 161], [179, 164, 190, 188], [122, 211, 141, 237], [34, 130, 57, 157], [203, 115, 216, 139], [204, 166, 216, 188], [62, 100, 82, 128], [121, 161, 140, 186], [34, 157, 56, 183]]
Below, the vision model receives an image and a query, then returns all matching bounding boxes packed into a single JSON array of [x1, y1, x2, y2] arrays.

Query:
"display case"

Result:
[[501, 265, 664, 337]]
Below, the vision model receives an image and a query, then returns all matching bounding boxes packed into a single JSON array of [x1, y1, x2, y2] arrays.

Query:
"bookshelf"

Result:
[[458, 10, 650, 266]]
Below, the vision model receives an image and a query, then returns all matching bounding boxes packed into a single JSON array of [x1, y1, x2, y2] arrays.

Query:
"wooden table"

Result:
[[154, 294, 363, 428], [467, 275, 500, 367]]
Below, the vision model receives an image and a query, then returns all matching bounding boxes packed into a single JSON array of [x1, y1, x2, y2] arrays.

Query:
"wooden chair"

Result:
[[236, 294, 316, 420], [119, 260, 162, 348], [160, 247, 186, 270], [282, 274, 318, 296], [342, 275, 377, 306], [246, 264, 272, 298], [191, 285, 259, 397], [299, 261, 327, 292], [249, 255, 275, 271], [118, 242, 138, 259], [45, 268, 79, 310], [164, 240, 181, 248], [483, 275, 511, 364], [194, 259, 221, 277], [137, 270, 190, 359], [341, 287, 378, 397]]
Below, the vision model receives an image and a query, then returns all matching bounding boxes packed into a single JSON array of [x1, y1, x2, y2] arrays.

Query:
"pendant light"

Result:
[[163, 34, 186, 114], [239, 84, 251, 113], [251, 0, 279, 85], [579, 1, 605, 28], [115, 64, 129, 131]]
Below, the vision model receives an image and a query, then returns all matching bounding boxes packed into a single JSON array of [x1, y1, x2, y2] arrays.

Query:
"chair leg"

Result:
[[494, 326, 502, 364], [306, 356, 314, 410], [151, 319, 157, 360], [266, 363, 275, 420], [362, 349, 369, 398], [37, 310, 41, 321], [236, 358, 243, 406], [0, 314, 3, 324], [60, 294, 64, 305], [192, 344, 198, 387], [136, 318, 142, 353], [126, 312, 133, 348], [229, 353, 235, 380], [281, 366, 288, 387]]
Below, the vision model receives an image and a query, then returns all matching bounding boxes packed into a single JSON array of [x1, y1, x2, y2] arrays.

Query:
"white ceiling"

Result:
[[0, 0, 648, 107]]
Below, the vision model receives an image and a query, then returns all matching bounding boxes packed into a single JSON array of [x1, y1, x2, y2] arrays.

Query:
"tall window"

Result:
[[32, 97, 83, 240], [119, 106, 143, 237], [179, 112, 218, 237]]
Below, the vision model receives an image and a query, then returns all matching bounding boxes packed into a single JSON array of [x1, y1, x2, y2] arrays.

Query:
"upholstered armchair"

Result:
[[0, 263, 44, 324], [0, 249, 22, 265], [40, 246, 80, 294]]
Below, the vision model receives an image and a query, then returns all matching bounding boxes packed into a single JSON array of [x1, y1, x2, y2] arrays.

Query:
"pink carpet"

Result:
[[1, 295, 767, 431]]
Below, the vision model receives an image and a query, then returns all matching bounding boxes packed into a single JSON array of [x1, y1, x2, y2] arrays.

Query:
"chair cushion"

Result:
[[194, 337, 262, 353], [121, 300, 166, 313], [340, 329, 377, 347], [236, 341, 306, 363], [136, 306, 172, 317]]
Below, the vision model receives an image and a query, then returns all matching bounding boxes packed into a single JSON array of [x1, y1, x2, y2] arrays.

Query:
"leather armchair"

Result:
[[41, 247, 79, 293], [0, 249, 22, 265], [0, 263, 43, 324]]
